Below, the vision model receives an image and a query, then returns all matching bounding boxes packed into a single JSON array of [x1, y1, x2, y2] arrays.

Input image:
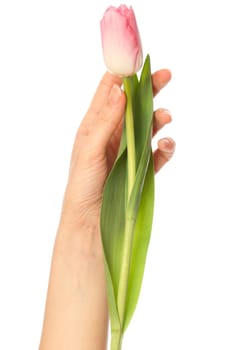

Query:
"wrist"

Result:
[[56, 220, 103, 260]]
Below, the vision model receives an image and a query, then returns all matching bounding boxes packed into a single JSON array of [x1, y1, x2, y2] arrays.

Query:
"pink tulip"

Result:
[[100, 5, 143, 77]]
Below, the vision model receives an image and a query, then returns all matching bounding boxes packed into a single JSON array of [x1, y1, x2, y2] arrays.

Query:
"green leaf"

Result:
[[124, 154, 154, 331], [100, 152, 127, 332], [100, 55, 154, 342], [123, 55, 154, 330]]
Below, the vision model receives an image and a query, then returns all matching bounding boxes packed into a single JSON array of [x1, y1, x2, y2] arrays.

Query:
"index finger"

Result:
[[88, 72, 122, 116]]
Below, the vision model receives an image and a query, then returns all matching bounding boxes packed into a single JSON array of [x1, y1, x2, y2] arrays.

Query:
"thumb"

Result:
[[92, 83, 126, 148]]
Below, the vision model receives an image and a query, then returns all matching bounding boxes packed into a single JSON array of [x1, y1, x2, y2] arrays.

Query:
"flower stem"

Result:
[[117, 217, 135, 327], [117, 76, 136, 333], [110, 331, 123, 350], [123, 77, 136, 198]]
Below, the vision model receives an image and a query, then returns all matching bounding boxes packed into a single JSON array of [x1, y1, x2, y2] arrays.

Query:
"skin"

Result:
[[39, 69, 175, 350]]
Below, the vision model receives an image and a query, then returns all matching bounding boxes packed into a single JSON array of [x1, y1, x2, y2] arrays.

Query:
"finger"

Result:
[[152, 69, 172, 97], [153, 108, 172, 136], [86, 71, 122, 121], [92, 84, 126, 149], [153, 137, 176, 173]]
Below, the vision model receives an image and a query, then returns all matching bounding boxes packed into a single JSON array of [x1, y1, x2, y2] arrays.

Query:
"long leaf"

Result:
[[100, 151, 127, 332], [123, 55, 154, 330], [124, 154, 154, 330]]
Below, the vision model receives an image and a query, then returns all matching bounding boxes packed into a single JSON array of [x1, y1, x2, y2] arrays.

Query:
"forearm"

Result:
[[39, 225, 108, 350]]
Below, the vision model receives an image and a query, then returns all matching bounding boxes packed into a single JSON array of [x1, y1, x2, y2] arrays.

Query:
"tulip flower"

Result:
[[100, 5, 143, 76], [100, 5, 154, 350]]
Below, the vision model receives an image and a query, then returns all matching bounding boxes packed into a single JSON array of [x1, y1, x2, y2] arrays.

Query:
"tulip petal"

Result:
[[100, 5, 143, 76]]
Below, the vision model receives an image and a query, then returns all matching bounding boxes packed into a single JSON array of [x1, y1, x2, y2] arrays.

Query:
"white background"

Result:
[[0, 0, 232, 349]]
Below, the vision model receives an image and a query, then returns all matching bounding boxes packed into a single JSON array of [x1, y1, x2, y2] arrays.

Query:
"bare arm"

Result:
[[39, 225, 108, 350]]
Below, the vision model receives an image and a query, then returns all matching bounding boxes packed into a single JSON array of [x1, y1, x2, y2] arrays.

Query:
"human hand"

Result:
[[59, 70, 175, 236]]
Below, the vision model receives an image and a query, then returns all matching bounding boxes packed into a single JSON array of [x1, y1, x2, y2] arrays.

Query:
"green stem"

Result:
[[110, 331, 123, 350], [123, 77, 136, 198], [117, 76, 136, 332], [117, 217, 135, 326]]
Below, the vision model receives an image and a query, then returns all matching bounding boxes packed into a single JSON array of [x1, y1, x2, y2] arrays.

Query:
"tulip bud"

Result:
[[100, 5, 143, 77]]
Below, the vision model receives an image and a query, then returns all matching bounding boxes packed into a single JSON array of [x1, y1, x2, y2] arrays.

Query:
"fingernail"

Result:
[[108, 84, 122, 104], [161, 138, 176, 152], [160, 108, 172, 116]]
